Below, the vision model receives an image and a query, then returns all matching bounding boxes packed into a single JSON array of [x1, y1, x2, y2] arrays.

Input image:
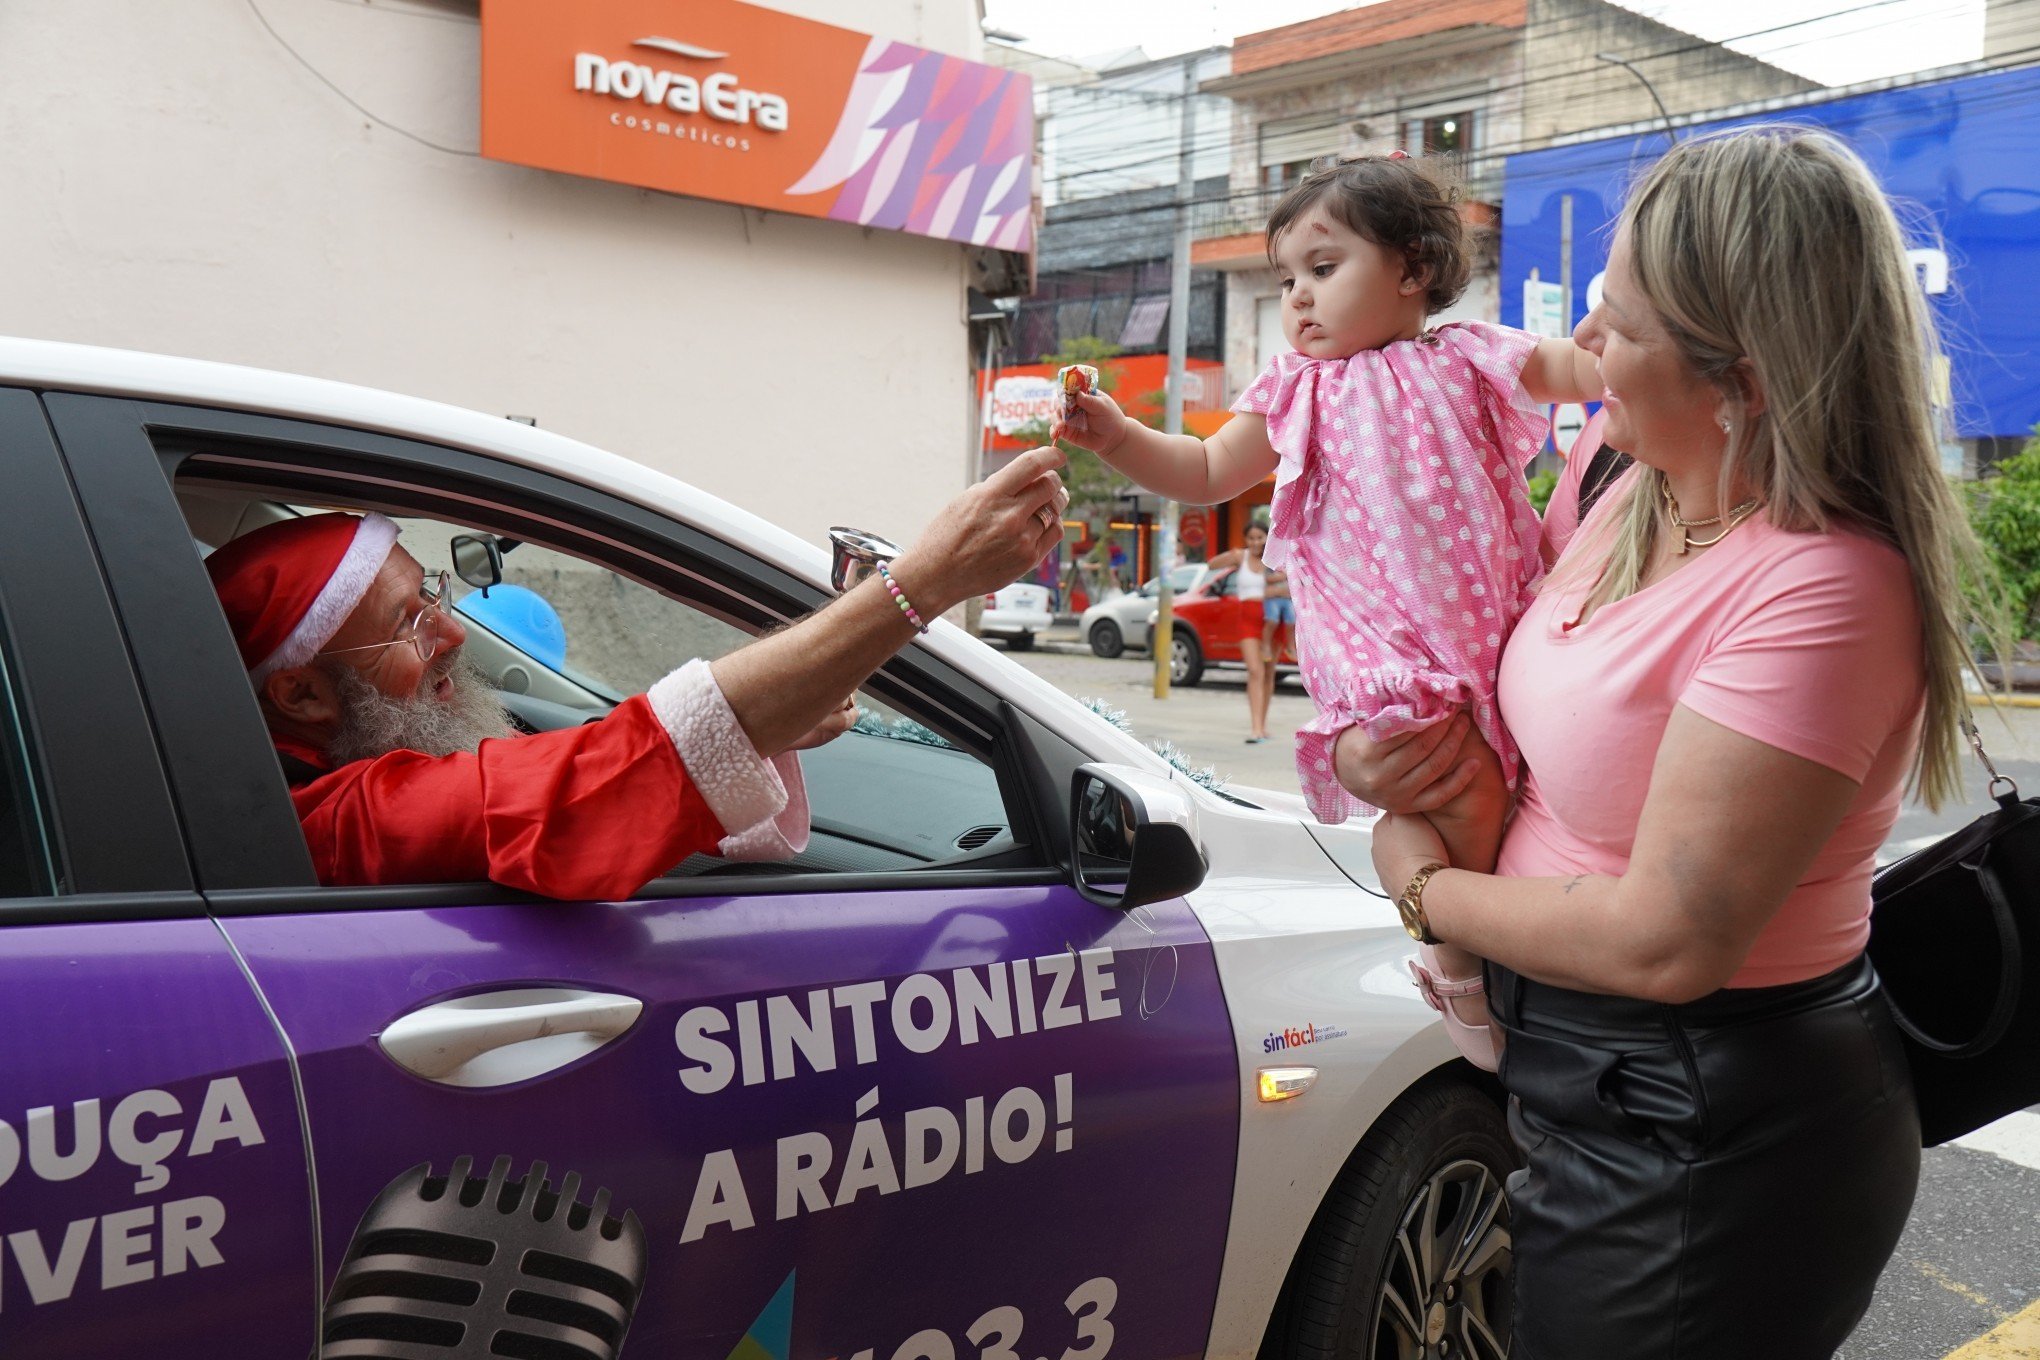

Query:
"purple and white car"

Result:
[[0, 337, 1513, 1360]]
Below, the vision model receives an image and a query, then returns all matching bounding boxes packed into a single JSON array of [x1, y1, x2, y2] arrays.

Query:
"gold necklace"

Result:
[[1662, 482, 1760, 555]]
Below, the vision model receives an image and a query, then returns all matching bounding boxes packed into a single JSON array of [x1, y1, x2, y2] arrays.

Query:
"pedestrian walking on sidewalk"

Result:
[[1352, 127, 1995, 1359], [1206, 521, 1283, 743]]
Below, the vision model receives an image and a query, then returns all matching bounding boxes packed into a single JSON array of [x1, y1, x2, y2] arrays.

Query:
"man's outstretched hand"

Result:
[[887, 445, 1069, 616]]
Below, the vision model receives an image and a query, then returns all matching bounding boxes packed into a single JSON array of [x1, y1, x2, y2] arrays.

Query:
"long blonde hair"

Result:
[[1575, 126, 1995, 810]]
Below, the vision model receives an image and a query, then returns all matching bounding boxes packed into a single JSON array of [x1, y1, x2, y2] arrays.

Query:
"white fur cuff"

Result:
[[649, 660, 810, 861]]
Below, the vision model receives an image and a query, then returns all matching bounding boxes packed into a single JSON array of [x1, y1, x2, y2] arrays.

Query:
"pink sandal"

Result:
[[1408, 944, 1503, 1072]]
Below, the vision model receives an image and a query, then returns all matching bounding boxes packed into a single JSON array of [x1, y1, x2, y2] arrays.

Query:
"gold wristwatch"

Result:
[[1395, 862, 1447, 944]]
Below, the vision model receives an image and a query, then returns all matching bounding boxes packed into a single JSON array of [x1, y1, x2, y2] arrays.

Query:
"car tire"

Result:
[[1266, 1078, 1516, 1360], [1169, 630, 1203, 687], [1007, 631, 1036, 652], [1089, 619, 1125, 659]]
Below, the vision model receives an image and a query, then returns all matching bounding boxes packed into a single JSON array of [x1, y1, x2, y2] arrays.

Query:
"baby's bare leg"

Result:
[[1425, 723, 1509, 875], [1420, 727, 1508, 976], [1341, 720, 1508, 979]]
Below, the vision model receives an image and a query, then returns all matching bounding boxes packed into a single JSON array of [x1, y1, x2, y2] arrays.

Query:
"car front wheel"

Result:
[[1089, 619, 1124, 658], [1267, 1079, 1516, 1360], [1169, 630, 1203, 686]]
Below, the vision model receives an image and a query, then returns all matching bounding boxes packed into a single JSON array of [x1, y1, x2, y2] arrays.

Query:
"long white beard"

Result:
[[323, 658, 515, 764]]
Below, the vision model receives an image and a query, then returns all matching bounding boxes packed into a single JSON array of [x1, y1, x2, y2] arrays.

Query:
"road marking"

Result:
[[1942, 1295, 2040, 1358], [1921, 1261, 1999, 1310], [1953, 1111, 2040, 1172]]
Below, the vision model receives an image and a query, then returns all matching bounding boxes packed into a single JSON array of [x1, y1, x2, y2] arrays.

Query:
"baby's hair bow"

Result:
[[1388, 149, 1410, 160]]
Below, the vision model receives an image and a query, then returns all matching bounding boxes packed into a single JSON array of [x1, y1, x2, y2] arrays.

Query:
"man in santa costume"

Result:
[[204, 448, 1070, 899]]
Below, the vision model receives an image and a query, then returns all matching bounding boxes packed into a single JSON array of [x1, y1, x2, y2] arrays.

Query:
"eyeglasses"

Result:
[[319, 570, 453, 666]]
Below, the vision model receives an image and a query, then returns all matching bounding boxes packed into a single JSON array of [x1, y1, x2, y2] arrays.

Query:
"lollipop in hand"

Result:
[[1057, 364, 1099, 436]]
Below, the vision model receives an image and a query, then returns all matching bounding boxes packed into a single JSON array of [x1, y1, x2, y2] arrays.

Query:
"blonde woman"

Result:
[[1356, 128, 1979, 1357]]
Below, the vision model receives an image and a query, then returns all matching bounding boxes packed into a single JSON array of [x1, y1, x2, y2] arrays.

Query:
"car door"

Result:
[[0, 389, 317, 1357], [1174, 573, 1238, 667], [48, 392, 1244, 1360]]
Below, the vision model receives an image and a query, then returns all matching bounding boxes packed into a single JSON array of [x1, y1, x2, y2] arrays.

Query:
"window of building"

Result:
[[1119, 296, 1171, 349], [1258, 114, 1340, 191], [1256, 295, 1287, 367], [1414, 110, 1475, 157], [1259, 159, 1313, 191]]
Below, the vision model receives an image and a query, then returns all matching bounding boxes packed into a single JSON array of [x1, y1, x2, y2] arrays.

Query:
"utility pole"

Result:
[[1154, 52, 1197, 699], [1559, 192, 1574, 332]]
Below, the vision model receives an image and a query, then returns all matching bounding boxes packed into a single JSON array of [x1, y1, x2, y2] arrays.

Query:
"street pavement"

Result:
[[1000, 629, 2040, 1359]]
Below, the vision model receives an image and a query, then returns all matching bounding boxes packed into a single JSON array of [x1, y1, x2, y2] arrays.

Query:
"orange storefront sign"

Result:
[[978, 355, 1232, 451], [481, 0, 1033, 249]]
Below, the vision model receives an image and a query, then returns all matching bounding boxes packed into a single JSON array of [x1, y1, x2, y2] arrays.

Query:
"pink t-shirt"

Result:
[[1496, 512, 1926, 987]]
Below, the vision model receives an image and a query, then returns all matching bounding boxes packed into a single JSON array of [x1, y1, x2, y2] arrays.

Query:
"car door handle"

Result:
[[378, 987, 644, 1088]]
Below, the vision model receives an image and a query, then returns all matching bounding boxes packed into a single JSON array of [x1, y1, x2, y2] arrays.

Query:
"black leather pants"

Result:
[[1489, 954, 1920, 1359]]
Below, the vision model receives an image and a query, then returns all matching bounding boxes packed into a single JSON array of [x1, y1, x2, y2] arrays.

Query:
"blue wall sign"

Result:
[[1502, 64, 2040, 440]]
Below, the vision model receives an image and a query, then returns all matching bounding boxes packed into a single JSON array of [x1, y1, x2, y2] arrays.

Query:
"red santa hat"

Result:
[[205, 512, 401, 683]]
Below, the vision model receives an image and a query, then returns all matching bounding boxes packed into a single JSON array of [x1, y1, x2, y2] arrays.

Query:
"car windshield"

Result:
[[1142, 565, 1201, 597]]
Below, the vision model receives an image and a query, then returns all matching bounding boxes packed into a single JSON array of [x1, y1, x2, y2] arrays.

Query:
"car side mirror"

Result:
[[828, 526, 904, 595], [451, 534, 505, 593], [1070, 763, 1207, 909]]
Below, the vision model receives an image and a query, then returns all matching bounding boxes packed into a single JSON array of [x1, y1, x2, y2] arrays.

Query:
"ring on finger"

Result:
[[1036, 505, 1058, 529]]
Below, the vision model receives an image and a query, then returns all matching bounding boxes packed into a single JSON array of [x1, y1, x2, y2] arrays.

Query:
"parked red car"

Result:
[[1144, 568, 1300, 687]]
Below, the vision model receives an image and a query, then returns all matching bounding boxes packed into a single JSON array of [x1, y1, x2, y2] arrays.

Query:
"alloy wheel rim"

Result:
[[1369, 1157, 1512, 1360], [1170, 638, 1191, 680]]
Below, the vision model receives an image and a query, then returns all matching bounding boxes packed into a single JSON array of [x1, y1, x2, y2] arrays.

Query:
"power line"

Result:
[[1035, 0, 1967, 197], [1038, 10, 2039, 229], [244, 0, 480, 157], [1034, 0, 1994, 194], [1029, 42, 2040, 262]]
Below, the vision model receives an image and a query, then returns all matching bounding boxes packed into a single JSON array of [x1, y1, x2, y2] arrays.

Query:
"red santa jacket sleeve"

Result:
[[290, 660, 810, 899]]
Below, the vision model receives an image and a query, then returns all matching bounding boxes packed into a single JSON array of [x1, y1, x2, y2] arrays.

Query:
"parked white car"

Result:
[[980, 579, 1054, 650], [1079, 562, 1207, 658], [0, 334, 1512, 1360]]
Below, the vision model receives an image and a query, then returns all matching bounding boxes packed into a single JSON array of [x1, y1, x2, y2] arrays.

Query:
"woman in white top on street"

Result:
[[1206, 520, 1284, 742]]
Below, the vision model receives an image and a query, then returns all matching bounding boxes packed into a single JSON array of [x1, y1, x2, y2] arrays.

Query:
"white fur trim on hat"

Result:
[[648, 659, 810, 861], [250, 513, 401, 683]]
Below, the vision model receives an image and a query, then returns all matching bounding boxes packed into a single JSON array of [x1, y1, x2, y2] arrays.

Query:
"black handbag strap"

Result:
[[1576, 444, 1633, 520], [1882, 836, 2026, 1058], [1880, 716, 2027, 1058]]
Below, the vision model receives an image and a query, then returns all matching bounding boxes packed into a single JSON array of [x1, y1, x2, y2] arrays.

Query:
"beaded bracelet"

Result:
[[875, 562, 930, 634]]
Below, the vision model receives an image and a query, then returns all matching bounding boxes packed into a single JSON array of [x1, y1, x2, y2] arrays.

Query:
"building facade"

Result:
[[0, 0, 1024, 548], [1194, 0, 1816, 408], [981, 43, 1237, 600]]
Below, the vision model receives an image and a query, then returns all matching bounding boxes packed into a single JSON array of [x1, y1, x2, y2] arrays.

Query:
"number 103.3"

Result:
[[844, 1277, 1118, 1360]]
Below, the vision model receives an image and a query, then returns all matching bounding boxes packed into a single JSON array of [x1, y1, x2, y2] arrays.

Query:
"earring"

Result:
[[1718, 417, 1733, 434]]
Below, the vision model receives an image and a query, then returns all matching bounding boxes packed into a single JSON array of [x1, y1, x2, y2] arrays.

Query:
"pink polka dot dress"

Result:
[[1233, 321, 1550, 824]]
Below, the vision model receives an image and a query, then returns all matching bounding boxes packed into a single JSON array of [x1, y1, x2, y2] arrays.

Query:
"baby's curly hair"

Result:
[[1265, 155, 1470, 313]]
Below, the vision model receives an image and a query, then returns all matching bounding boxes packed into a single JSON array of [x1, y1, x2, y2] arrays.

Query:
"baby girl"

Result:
[[1053, 154, 1598, 1060]]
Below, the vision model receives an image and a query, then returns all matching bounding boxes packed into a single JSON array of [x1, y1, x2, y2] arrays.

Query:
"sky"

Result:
[[979, 0, 1990, 87]]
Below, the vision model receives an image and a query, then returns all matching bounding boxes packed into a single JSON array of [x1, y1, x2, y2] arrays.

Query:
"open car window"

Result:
[[178, 490, 1032, 883]]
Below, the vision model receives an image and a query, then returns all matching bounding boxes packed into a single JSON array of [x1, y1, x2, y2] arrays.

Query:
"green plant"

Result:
[[1526, 467, 1559, 516], [1038, 335, 1125, 368], [1968, 429, 2040, 641]]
